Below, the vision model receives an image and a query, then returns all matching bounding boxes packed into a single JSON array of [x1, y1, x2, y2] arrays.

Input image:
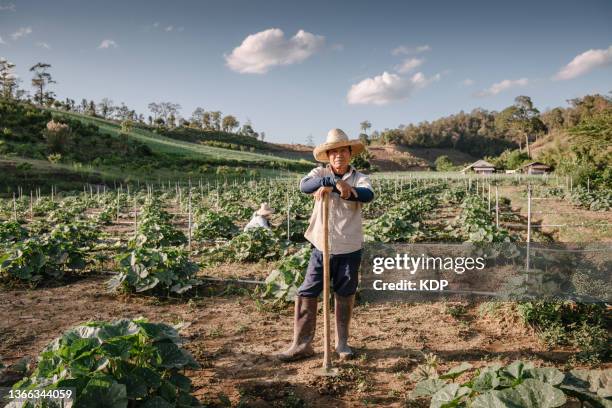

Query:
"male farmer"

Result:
[[278, 128, 374, 362], [244, 203, 274, 231]]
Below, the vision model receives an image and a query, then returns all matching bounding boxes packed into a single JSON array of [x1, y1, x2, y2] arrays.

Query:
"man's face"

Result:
[[327, 146, 351, 173]]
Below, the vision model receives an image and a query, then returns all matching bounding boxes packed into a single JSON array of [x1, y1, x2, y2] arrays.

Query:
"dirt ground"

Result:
[[1, 270, 608, 407]]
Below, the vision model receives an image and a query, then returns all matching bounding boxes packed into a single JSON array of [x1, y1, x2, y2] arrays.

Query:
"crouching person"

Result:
[[244, 203, 275, 231], [277, 128, 374, 362]]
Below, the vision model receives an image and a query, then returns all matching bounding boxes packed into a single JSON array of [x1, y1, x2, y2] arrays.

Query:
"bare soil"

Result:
[[2, 272, 605, 407]]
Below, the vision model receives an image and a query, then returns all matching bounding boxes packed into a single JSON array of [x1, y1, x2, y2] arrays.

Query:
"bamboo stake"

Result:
[[526, 185, 532, 272], [495, 186, 499, 228]]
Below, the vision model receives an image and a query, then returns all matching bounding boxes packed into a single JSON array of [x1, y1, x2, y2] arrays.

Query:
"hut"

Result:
[[461, 160, 496, 174], [519, 162, 552, 175]]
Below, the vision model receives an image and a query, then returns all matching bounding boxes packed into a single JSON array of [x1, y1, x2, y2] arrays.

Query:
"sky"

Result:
[[1, 0, 611, 144]]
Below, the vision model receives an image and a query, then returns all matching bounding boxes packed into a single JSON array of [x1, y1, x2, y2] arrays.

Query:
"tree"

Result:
[[221, 115, 239, 132], [148, 102, 161, 121], [29, 62, 55, 105], [202, 112, 212, 130], [87, 100, 97, 116], [306, 134, 314, 147], [350, 150, 373, 171], [510, 96, 545, 157], [210, 111, 222, 130], [191, 107, 205, 128], [0, 58, 19, 99], [260, 132, 265, 141], [115, 103, 132, 121], [360, 120, 372, 135], [240, 122, 258, 138], [540, 108, 564, 132], [487, 149, 530, 170], [434, 155, 454, 171], [98, 98, 114, 118]]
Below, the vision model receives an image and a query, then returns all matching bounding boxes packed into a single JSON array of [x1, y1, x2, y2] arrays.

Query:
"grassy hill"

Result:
[[50, 109, 314, 166], [0, 99, 315, 192]]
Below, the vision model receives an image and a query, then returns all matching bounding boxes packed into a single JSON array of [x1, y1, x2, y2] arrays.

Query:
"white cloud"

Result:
[[98, 39, 118, 49], [153, 22, 160, 28], [0, 3, 15, 11], [0, 36, 5, 45], [347, 71, 440, 105], [391, 44, 430, 56], [476, 78, 528, 97], [10, 27, 32, 40], [553, 45, 612, 80], [395, 57, 424, 74], [165, 25, 174, 32], [461, 78, 475, 86], [36, 42, 51, 49], [225, 28, 325, 74]]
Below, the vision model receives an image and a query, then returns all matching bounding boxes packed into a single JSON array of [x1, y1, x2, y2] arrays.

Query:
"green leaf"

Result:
[[471, 391, 508, 408], [77, 375, 128, 408], [169, 372, 192, 392], [526, 367, 565, 386], [561, 370, 612, 408], [496, 379, 566, 408], [120, 373, 148, 399], [430, 383, 470, 408], [155, 342, 193, 369], [132, 366, 162, 389], [472, 370, 501, 392], [411, 378, 447, 398], [440, 362, 472, 380], [137, 322, 180, 342]]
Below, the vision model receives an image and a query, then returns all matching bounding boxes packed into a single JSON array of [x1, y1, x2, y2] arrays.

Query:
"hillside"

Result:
[[0, 100, 315, 191], [49, 109, 314, 168]]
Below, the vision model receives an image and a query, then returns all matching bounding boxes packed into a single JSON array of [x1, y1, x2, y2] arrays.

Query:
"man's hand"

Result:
[[336, 180, 357, 200], [313, 186, 333, 200]]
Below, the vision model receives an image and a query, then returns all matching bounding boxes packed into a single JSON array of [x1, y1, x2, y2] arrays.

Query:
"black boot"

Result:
[[334, 293, 355, 360], [277, 295, 318, 362]]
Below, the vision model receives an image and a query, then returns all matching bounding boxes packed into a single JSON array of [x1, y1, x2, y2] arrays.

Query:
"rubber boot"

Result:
[[334, 293, 355, 360], [277, 295, 318, 362]]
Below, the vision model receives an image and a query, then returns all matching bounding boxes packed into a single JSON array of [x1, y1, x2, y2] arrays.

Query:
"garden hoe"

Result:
[[314, 191, 339, 377]]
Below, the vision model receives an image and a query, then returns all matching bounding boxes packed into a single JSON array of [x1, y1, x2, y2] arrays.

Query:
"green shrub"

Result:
[[110, 245, 199, 295], [12, 318, 200, 407]]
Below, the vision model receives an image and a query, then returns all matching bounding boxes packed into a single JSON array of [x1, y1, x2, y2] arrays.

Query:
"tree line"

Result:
[[356, 94, 611, 158], [0, 59, 266, 141]]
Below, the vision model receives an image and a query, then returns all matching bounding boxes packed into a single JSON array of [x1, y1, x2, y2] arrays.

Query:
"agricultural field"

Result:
[[0, 174, 610, 407]]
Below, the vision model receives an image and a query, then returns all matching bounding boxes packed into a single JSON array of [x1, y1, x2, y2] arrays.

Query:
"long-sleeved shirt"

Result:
[[300, 171, 374, 203], [299, 164, 374, 254]]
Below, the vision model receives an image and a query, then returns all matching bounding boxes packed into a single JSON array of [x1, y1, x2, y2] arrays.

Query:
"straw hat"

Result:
[[256, 202, 275, 216], [313, 128, 365, 162]]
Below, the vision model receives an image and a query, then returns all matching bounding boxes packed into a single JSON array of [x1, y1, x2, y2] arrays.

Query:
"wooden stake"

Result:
[[13, 192, 17, 221], [322, 192, 332, 370], [188, 190, 192, 253], [495, 186, 499, 228]]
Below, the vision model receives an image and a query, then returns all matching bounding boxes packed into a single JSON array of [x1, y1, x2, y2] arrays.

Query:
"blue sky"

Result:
[[1, 0, 611, 144]]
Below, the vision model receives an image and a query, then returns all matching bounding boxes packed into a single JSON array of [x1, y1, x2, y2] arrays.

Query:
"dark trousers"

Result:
[[298, 247, 362, 298]]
